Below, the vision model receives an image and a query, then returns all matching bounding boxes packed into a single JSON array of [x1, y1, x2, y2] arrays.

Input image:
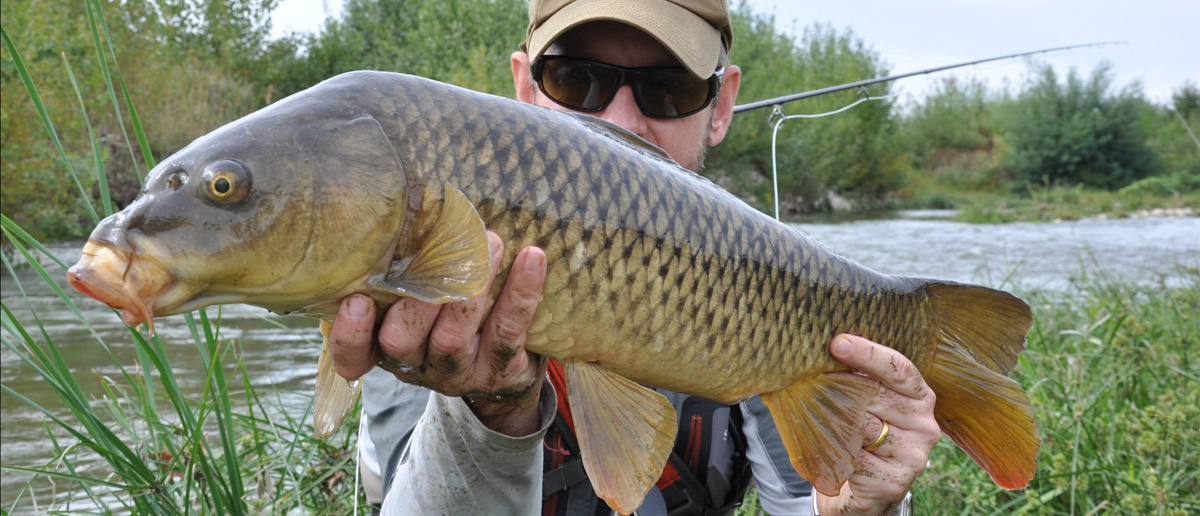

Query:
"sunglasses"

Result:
[[532, 56, 722, 119]]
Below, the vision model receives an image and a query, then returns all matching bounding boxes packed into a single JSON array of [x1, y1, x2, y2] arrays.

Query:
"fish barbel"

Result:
[[67, 71, 1038, 514]]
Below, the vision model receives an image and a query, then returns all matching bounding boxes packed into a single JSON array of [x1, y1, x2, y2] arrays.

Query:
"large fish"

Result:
[[68, 71, 1038, 514]]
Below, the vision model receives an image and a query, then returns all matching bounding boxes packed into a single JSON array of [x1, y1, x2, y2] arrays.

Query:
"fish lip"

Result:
[[67, 240, 178, 334]]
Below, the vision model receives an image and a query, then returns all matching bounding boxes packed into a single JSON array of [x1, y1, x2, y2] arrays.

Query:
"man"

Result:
[[331, 1, 940, 514]]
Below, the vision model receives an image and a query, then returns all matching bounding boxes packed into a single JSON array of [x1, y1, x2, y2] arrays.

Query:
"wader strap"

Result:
[[543, 459, 589, 500]]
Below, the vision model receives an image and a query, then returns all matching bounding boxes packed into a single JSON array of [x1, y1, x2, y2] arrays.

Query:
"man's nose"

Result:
[[598, 85, 649, 138]]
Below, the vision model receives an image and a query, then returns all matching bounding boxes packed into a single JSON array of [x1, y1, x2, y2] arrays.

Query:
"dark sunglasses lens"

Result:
[[634, 70, 712, 118], [540, 59, 617, 111]]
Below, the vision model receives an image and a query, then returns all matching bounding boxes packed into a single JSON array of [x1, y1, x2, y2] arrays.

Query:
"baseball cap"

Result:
[[523, 0, 734, 79]]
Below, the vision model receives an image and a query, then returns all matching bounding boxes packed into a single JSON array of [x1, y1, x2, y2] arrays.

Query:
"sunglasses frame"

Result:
[[532, 55, 723, 119]]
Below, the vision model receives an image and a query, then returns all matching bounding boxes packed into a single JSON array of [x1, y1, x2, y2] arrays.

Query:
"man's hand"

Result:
[[816, 334, 941, 515], [329, 231, 549, 437]]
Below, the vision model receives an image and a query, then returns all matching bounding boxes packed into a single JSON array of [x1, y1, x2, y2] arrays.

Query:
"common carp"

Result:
[[67, 71, 1039, 514]]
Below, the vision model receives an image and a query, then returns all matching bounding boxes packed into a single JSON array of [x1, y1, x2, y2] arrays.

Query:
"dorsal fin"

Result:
[[568, 112, 676, 163]]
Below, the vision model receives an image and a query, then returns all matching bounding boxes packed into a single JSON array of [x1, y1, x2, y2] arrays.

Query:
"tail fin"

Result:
[[924, 282, 1040, 489]]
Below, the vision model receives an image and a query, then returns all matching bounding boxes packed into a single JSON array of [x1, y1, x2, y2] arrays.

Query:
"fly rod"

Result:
[[733, 41, 1125, 115]]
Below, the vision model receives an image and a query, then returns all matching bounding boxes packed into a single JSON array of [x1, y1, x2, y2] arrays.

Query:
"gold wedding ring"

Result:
[[865, 420, 889, 452]]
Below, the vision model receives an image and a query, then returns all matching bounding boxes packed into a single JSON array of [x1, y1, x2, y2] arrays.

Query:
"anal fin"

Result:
[[314, 320, 362, 439], [564, 361, 677, 515], [760, 372, 879, 496]]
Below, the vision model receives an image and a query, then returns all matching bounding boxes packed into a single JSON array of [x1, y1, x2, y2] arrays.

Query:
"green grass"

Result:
[[889, 180, 1198, 224]]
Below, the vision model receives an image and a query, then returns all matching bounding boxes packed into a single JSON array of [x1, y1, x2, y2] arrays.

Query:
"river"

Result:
[[1, 213, 1197, 510]]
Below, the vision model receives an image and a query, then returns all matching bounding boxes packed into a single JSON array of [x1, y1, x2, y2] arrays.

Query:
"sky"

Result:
[[271, 0, 1198, 106]]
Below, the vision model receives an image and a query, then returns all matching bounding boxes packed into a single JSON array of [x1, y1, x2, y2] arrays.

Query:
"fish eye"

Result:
[[201, 159, 251, 203]]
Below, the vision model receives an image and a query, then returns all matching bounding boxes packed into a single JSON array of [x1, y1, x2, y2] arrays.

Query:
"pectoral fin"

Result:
[[564, 361, 677, 515], [314, 320, 362, 439], [760, 372, 879, 496], [373, 183, 489, 303]]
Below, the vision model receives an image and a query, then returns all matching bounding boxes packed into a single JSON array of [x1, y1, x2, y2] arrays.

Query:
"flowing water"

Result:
[[2, 213, 1197, 510]]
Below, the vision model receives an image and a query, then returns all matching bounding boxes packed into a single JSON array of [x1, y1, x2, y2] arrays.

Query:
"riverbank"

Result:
[[884, 174, 1199, 224]]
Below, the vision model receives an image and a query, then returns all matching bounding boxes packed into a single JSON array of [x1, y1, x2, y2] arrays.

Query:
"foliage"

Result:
[[952, 182, 1198, 224], [4, 0, 1197, 240], [275, 0, 527, 97], [904, 78, 1000, 159], [712, 4, 904, 213], [1003, 62, 1159, 190], [1, 0, 289, 241], [1171, 81, 1200, 120], [898, 78, 1012, 192], [1146, 83, 1200, 180]]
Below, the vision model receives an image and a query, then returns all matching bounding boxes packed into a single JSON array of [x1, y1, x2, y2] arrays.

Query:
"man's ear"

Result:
[[708, 65, 741, 147], [512, 51, 536, 104]]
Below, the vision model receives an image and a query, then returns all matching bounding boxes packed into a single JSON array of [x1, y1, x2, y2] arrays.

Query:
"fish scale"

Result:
[[385, 71, 931, 398], [67, 71, 1039, 514]]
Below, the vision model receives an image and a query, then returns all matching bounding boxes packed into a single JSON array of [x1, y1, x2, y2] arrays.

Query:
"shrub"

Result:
[[1004, 62, 1159, 190]]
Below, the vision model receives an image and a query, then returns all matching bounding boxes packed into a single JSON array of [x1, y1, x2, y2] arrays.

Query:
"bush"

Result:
[[1004, 62, 1159, 190]]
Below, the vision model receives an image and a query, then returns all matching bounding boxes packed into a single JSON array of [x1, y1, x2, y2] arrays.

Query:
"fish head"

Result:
[[68, 91, 409, 327]]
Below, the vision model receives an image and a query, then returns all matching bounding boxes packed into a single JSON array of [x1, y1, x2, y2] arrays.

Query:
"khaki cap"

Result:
[[523, 0, 733, 78]]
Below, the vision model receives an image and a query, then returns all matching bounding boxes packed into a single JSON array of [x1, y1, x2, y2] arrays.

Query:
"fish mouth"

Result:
[[67, 240, 180, 335]]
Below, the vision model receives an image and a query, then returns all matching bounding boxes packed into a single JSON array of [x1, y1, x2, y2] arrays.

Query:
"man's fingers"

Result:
[[424, 232, 504, 376], [477, 246, 547, 390], [830, 334, 929, 399], [377, 297, 440, 370], [861, 415, 887, 449], [330, 294, 379, 380], [482, 246, 546, 352]]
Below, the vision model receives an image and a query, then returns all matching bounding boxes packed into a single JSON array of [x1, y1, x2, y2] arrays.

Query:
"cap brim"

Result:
[[526, 0, 722, 78]]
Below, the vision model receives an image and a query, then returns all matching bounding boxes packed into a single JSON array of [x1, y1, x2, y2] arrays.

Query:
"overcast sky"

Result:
[[271, 0, 1198, 106]]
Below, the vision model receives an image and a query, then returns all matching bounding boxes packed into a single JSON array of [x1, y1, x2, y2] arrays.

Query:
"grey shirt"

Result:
[[375, 377, 556, 515], [363, 367, 814, 515]]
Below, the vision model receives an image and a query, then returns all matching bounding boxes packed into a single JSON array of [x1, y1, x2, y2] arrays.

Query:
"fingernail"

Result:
[[832, 335, 852, 357], [345, 296, 368, 318], [489, 233, 503, 260], [524, 249, 543, 272]]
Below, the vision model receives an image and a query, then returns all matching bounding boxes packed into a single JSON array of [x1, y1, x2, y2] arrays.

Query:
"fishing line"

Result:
[[1168, 105, 1200, 151], [355, 407, 366, 514], [767, 92, 897, 220]]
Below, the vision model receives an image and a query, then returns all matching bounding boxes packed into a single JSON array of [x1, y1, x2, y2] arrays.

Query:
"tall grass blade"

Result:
[[83, 0, 142, 183], [88, 0, 156, 173], [61, 53, 114, 217]]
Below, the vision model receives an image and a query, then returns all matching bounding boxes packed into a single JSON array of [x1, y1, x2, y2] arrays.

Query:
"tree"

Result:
[[1171, 81, 1199, 120], [279, 0, 527, 96], [1004, 62, 1158, 190], [710, 6, 902, 213]]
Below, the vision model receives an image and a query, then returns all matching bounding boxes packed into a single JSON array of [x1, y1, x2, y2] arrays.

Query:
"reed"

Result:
[[1, 2, 363, 513]]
